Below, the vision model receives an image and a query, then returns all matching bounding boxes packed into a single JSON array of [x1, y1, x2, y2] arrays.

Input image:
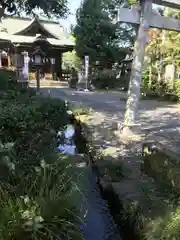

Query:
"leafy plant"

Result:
[[0, 69, 17, 91], [69, 69, 78, 89], [91, 69, 118, 89], [0, 155, 83, 240], [62, 50, 82, 71], [0, 84, 85, 239], [174, 79, 180, 101]]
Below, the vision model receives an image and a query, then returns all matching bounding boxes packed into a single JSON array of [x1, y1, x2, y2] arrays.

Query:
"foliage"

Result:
[[138, 146, 180, 240], [73, 0, 132, 69], [0, 75, 84, 239], [118, 168, 180, 240], [0, 97, 70, 170], [91, 69, 118, 89], [68, 69, 78, 88], [143, 147, 180, 194], [141, 71, 180, 102], [0, 69, 17, 90], [62, 50, 82, 71], [1, 0, 69, 18], [142, 8, 180, 101], [71, 107, 90, 116], [0, 151, 83, 240], [174, 79, 180, 101]]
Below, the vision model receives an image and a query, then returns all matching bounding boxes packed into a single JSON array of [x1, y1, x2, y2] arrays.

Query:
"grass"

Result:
[[0, 150, 85, 240], [0, 81, 87, 239]]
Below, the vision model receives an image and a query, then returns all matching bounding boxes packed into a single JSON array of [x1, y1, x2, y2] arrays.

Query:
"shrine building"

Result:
[[0, 15, 74, 80]]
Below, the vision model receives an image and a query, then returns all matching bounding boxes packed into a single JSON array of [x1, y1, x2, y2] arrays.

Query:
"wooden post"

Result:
[[36, 68, 40, 93], [123, 0, 153, 131], [59, 53, 62, 81]]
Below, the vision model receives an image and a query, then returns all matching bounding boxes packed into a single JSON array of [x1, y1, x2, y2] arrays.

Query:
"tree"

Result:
[[0, 0, 69, 18], [144, 8, 180, 84], [73, 0, 131, 69], [62, 50, 82, 71]]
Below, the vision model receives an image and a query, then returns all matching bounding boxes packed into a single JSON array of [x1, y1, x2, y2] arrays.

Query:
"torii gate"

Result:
[[118, 0, 180, 135]]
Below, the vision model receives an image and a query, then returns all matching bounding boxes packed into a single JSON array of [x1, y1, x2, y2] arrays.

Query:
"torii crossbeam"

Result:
[[153, 0, 180, 9], [118, 4, 180, 32], [118, 0, 180, 135]]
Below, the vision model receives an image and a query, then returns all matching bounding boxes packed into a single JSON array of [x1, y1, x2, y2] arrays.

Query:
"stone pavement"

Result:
[[29, 80, 69, 88]]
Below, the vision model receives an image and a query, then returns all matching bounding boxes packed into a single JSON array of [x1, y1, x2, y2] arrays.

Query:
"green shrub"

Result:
[[144, 206, 180, 240], [0, 78, 86, 240], [143, 148, 180, 194], [174, 79, 180, 101], [141, 77, 180, 102], [141, 68, 150, 92], [0, 97, 69, 168], [72, 107, 90, 116], [0, 153, 83, 240], [0, 98, 68, 142], [69, 69, 78, 88], [0, 90, 85, 239], [0, 69, 17, 90], [91, 69, 117, 89]]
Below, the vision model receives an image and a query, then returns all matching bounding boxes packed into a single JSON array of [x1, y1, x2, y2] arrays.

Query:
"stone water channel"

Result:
[[57, 113, 122, 240]]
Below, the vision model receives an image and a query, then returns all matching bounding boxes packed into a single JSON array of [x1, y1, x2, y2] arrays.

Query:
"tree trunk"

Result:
[[122, 0, 153, 134]]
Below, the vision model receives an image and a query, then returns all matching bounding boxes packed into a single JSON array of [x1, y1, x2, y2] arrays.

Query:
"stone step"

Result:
[[29, 80, 69, 87]]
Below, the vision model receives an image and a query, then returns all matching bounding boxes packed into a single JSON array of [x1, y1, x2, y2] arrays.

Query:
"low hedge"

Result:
[[141, 79, 180, 102], [174, 79, 180, 101], [142, 144, 180, 194], [0, 68, 17, 90], [68, 69, 78, 88], [90, 69, 117, 89]]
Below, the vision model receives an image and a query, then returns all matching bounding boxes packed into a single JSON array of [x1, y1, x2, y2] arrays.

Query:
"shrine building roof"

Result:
[[0, 15, 74, 49]]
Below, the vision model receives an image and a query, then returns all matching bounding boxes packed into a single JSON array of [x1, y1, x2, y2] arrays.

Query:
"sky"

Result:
[[59, 1, 162, 30], [60, 0, 81, 30]]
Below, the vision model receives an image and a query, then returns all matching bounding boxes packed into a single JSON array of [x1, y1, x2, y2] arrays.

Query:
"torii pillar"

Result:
[[118, 0, 180, 136]]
